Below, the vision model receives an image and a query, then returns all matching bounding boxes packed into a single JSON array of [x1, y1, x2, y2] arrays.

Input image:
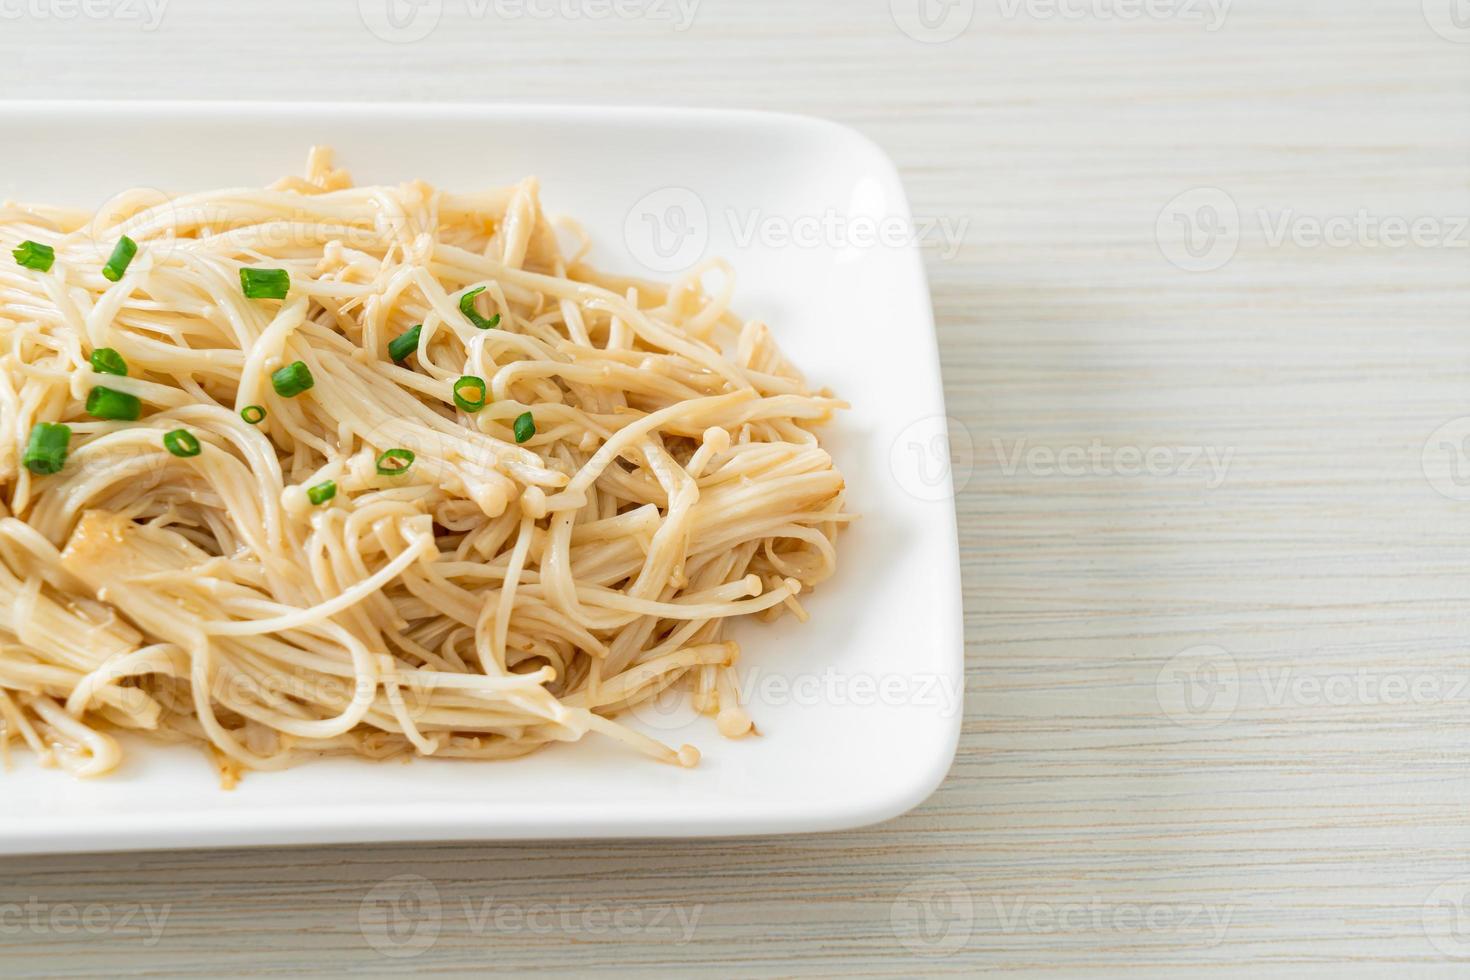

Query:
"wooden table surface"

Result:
[[4, 0, 1470, 975]]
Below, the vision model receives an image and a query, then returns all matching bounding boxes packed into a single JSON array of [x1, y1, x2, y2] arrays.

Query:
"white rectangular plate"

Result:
[[0, 102, 962, 853]]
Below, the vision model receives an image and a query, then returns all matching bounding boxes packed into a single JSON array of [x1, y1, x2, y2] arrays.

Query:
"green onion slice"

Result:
[[89, 347, 128, 377], [23, 422, 71, 475], [388, 324, 422, 364], [513, 411, 535, 444], [85, 386, 142, 421], [459, 287, 500, 330], [453, 375, 487, 412], [307, 480, 337, 505], [102, 236, 138, 282], [13, 241, 54, 272], [240, 405, 266, 425], [240, 267, 290, 300], [163, 429, 201, 458], [375, 448, 415, 476], [271, 361, 314, 398]]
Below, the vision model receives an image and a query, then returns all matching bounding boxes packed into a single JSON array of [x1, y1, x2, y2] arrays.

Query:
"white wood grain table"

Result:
[[3, 0, 1470, 974]]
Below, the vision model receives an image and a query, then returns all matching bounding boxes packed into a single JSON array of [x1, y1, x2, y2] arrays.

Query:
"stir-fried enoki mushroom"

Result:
[[0, 148, 849, 782]]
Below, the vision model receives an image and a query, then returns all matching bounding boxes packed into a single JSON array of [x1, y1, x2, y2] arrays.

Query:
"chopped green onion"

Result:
[[376, 448, 415, 476], [388, 324, 422, 363], [240, 267, 290, 300], [240, 405, 266, 425], [307, 480, 337, 505], [513, 411, 535, 444], [271, 361, 314, 398], [89, 347, 128, 377], [23, 422, 70, 475], [453, 375, 487, 413], [459, 287, 500, 330], [101, 236, 138, 282], [85, 385, 141, 421], [163, 429, 201, 458], [13, 241, 54, 272]]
